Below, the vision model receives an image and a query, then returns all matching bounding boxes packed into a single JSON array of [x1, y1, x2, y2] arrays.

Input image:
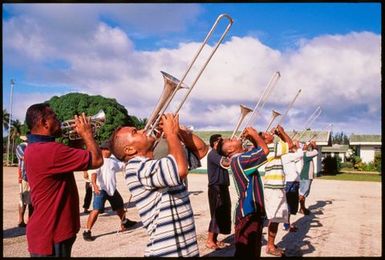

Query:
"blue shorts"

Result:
[[285, 181, 299, 215], [299, 179, 313, 197], [93, 190, 124, 211]]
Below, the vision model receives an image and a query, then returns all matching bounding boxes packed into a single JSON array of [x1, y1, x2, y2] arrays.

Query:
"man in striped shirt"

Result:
[[260, 125, 293, 256], [216, 127, 269, 258], [15, 135, 34, 228], [110, 113, 199, 257]]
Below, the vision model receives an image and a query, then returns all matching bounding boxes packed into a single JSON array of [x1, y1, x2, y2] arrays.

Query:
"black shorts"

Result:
[[208, 185, 231, 234], [285, 181, 299, 215]]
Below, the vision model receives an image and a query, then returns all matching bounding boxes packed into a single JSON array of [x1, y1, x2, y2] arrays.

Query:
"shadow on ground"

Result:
[[3, 226, 26, 239], [90, 221, 143, 240], [277, 200, 333, 256]]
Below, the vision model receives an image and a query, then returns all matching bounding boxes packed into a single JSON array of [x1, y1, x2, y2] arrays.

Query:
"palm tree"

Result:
[[9, 119, 22, 165], [3, 109, 10, 131]]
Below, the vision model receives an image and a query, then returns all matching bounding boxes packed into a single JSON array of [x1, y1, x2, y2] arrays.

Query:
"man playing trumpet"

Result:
[[110, 113, 199, 257], [216, 127, 269, 258], [23, 103, 103, 257]]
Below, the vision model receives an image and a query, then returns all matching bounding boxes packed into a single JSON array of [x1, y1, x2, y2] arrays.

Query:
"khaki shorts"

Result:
[[20, 180, 32, 205], [263, 188, 288, 223]]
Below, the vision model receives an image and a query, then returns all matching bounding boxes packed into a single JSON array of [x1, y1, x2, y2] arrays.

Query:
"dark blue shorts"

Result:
[[93, 190, 124, 211], [285, 181, 299, 215]]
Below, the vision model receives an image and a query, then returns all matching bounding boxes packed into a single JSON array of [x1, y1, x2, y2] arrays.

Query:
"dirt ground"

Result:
[[2, 166, 382, 257]]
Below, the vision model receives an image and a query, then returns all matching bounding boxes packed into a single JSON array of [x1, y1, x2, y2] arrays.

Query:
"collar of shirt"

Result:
[[27, 134, 56, 144]]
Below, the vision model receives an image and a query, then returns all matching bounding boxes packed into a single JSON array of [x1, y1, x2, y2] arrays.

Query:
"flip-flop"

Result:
[[206, 243, 219, 250], [289, 225, 298, 232], [216, 241, 231, 249], [266, 246, 284, 256]]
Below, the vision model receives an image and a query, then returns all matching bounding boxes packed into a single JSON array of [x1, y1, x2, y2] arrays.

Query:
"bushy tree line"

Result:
[[47, 93, 145, 144]]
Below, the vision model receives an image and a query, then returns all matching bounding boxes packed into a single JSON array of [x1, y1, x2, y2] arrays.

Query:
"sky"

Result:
[[2, 3, 382, 136]]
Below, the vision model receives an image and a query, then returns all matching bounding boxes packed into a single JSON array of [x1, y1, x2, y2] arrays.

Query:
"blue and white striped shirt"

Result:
[[124, 155, 199, 257], [16, 142, 28, 181]]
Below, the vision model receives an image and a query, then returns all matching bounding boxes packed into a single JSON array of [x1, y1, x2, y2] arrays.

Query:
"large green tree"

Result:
[[46, 93, 142, 143]]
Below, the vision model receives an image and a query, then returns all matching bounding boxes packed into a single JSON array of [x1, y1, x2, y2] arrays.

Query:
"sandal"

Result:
[[206, 243, 219, 250], [289, 225, 298, 232], [266, 246, 284, 256], [299, 208, 310, 215], [216, 241, 231, 249]]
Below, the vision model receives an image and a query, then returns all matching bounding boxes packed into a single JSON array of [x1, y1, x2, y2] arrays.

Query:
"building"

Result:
[[349, 134, 382, 164], [321, 144, 352, 163]]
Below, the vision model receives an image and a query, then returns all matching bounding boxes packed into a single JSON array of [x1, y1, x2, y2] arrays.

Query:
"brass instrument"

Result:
[[230, 104, 253, 139], [61, 110, 106, 140], [233, 71, 281, 140], [265, 110, 281, 132], [292, 106, 322, 141], [144, 13, 233, 139], [144, 71, 188, 135], [277, 89, 302, 126]]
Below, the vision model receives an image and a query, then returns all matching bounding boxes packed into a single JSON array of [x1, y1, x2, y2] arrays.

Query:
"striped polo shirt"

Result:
[[124, 155, 199, 257], [263, 141, 289, 189], [230, 147, 267, 225], [16, 142, 28, 181]]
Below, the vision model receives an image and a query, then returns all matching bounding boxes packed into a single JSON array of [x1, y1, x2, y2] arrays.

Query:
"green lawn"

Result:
[[190, 169, 381, 182], [317, 172, 381, 182]]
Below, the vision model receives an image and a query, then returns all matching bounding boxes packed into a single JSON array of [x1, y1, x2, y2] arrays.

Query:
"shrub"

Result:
[[322, 156, 339, 175], [340, 161, 353, 169]]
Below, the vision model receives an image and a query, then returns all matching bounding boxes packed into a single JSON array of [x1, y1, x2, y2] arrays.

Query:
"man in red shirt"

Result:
[[24, 103, 103, 257]]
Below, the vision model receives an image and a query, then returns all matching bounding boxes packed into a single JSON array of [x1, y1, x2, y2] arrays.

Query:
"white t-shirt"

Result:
[[93, 155, 125, 196], [281, 149, 303, 182]]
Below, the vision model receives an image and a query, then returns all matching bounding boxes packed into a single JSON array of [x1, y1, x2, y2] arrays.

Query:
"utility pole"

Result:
[[6, 79, 15, 166]]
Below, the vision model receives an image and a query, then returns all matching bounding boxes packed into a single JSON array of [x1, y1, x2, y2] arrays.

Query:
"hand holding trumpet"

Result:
[[73, 113, 93, 140]]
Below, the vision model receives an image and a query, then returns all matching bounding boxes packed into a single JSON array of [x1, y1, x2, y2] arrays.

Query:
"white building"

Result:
[[349, 134, 382, 164]]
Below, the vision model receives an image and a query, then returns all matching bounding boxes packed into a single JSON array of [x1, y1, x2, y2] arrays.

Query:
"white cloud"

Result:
[[3, 5, 381, 135]]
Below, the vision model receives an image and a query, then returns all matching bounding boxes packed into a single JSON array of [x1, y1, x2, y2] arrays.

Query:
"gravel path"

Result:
[[2, 166, 382, 257]]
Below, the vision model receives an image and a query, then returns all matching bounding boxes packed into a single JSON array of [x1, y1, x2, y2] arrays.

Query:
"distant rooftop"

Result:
[[349, 134, 381, 144], [321, 144, 350, 153]]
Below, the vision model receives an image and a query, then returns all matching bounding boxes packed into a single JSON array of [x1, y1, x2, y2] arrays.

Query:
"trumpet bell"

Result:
[[61, 109, 106, 140]]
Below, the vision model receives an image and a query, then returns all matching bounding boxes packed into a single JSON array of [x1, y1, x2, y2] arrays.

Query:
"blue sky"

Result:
[[2, 3, 382, 135]]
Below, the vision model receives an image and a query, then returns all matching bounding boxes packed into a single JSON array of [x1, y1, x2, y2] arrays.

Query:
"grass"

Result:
[[317, 172, 381, 182], [190, 169, 382, 182]]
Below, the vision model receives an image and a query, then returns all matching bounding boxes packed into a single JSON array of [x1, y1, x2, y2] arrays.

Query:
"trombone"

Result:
[[277, 89, 302, 126], [144, 14, 233, 138], [268, 88, 302, 133], [291, 106, 322, 141], [233, 71, 281, 140], [230, 104, 253, 139]]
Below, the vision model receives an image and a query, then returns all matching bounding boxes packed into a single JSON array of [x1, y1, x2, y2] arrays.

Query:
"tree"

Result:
[[3, 108, 10, 131], [46, 93, 144, 143], [332, 132, 349, 145], [10, 119, 23, 164]]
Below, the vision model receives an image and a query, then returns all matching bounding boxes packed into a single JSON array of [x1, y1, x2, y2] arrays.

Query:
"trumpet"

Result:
[[61, 110, 106, 140], [144, 13, 233, 139], [233, 71, 281, 140]]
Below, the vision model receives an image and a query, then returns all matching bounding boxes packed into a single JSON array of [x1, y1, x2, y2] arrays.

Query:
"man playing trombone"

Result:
[[110, 113, 199, 257], [216, 127, 269, 258], [260, 124, 293, 257]]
